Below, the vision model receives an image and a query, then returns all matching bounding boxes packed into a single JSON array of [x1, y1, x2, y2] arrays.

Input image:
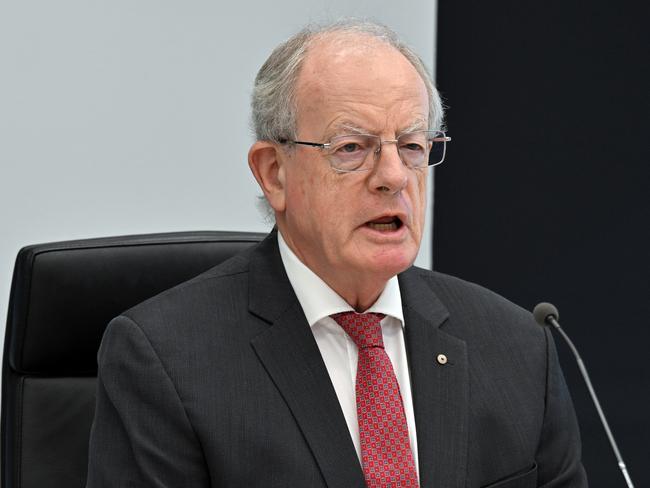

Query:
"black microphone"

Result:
[[533, 302, 635, 488]]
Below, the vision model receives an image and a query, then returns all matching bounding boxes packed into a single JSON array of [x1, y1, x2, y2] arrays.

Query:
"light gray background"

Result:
[[0, 1, 438, 349]]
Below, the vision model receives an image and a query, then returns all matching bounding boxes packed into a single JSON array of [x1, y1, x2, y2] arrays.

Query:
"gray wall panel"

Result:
[[0, 2, 438, 353]]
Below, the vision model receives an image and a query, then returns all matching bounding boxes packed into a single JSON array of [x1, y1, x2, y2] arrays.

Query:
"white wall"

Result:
[[0, 2, 438, 341]]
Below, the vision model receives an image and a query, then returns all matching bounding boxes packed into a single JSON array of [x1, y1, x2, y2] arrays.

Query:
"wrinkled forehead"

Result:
[[295, 33, 429, 133]]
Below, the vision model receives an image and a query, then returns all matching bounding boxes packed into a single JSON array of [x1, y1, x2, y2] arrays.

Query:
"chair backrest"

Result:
[[1, 231, 265, 488]]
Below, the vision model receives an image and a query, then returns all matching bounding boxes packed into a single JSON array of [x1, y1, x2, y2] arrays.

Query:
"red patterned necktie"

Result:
[[331, 312, 419, 488]]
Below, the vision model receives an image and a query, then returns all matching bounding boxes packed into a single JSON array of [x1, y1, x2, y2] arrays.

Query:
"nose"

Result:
[[368, 140, 409, 194]]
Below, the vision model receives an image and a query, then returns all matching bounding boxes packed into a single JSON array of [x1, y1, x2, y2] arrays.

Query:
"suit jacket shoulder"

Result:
[[404, 266, 544, 342], [122, 241, 254, 326], [398, 266, 587, 487], [88, 231, 361, 488]]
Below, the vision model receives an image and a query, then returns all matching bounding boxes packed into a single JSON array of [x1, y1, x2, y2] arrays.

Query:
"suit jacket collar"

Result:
[[248, 231, 469, 488], [399, 268, 469, 488], [248, 229, 297, 323], [248, 230, 366, 487]]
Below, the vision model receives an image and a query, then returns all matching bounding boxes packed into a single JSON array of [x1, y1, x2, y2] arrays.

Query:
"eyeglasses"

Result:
[[279, 130, 451, 173]]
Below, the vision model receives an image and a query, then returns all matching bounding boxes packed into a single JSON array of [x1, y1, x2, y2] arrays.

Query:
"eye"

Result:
[[331, 138, 369, 155], [340, 142, 363, 153], [327, 135, 374, 169], [401, 142, 425, 153], [398, 131, 432, 155]]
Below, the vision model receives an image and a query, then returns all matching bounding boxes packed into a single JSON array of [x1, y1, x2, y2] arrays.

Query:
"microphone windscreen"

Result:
[[533, 302, 559, 326]]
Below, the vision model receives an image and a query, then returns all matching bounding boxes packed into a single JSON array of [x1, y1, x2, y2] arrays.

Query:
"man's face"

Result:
[[277, 35, 430, 294]]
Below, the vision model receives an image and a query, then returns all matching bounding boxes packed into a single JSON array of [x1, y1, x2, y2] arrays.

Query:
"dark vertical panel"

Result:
[[435, 0, 649, 486]]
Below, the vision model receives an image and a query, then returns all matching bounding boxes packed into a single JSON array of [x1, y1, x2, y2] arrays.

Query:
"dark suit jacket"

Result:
[[86, 231, 587, 487]]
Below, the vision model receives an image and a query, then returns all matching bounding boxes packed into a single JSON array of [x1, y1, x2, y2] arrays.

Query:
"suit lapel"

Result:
[[399, 268, 469, 488], [248, 232, 365, 488]]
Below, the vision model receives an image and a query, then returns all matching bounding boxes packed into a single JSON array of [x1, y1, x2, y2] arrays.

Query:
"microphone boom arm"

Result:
[[546, 314, 635, 488]]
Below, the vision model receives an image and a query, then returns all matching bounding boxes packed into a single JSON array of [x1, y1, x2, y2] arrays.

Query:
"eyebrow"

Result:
[[326, 122, 368, 137], [326, 119, 429, 139], [398, 120, 428, 135]]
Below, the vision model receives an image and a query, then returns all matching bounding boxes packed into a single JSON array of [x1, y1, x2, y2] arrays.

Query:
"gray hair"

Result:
[[251, 19, 445, 143]]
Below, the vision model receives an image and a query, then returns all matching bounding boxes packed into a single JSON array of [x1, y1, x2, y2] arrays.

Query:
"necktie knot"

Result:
[[331, 312, 385, 349]]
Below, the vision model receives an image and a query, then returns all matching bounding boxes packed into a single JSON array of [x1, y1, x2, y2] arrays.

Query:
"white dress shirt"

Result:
[[277, 231, 420, 477]]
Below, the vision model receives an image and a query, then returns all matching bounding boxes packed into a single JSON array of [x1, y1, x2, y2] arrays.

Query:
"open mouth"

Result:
[[365, 216, 403, 232]]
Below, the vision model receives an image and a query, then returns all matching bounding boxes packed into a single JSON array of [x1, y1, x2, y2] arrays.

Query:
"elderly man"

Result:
[[86, 21, 587, 488]]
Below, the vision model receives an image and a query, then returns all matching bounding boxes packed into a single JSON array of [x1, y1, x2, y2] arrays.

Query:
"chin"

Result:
[[366, 248, 417, 278]]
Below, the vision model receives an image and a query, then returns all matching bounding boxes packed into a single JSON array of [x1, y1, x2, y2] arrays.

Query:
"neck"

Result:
[[312, 270, 387, 312], [334, 280, 386, 313], [277, 227, 389, 312]]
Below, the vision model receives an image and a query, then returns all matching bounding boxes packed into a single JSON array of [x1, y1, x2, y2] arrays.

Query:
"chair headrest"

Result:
[[5, 231, 265, 375]]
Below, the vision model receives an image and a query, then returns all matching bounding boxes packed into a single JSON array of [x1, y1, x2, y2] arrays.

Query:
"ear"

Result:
[[248, 141, 287, 213]]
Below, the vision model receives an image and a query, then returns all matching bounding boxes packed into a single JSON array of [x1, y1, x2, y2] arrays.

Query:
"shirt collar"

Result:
[[277, 231, 404, 328]]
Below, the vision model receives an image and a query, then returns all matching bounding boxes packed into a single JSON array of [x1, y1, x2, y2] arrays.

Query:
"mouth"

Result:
[[364, 215, 404, 232]]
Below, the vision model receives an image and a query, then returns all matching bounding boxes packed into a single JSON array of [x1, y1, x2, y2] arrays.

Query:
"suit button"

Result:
[[436, 354, 448, 365]]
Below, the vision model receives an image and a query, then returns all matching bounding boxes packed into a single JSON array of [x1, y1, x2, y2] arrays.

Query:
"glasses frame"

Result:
[[279, 130, 451, 173]]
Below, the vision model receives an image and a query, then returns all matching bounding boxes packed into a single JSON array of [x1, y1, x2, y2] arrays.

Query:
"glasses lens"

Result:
[[428, 132, 447, 166], [397, 131, 432, 168], [327, 134, 377, 171], [325, 131, 448, 171]]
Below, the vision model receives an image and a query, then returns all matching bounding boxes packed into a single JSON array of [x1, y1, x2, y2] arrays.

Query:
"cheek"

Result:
[[412, 172, 428, 231], [300, 170, 319, 200], [417, 169, 428, 200], [285, 163, 315, 205], [283, 173, 312, 228], [286, 167, 337, 225]]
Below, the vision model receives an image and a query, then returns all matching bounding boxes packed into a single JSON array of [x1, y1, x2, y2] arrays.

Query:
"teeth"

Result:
[[368, 222, 398, 231]]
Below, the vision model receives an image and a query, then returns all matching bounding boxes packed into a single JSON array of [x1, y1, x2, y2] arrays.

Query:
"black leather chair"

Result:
[[1, 231, 265, 488]]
